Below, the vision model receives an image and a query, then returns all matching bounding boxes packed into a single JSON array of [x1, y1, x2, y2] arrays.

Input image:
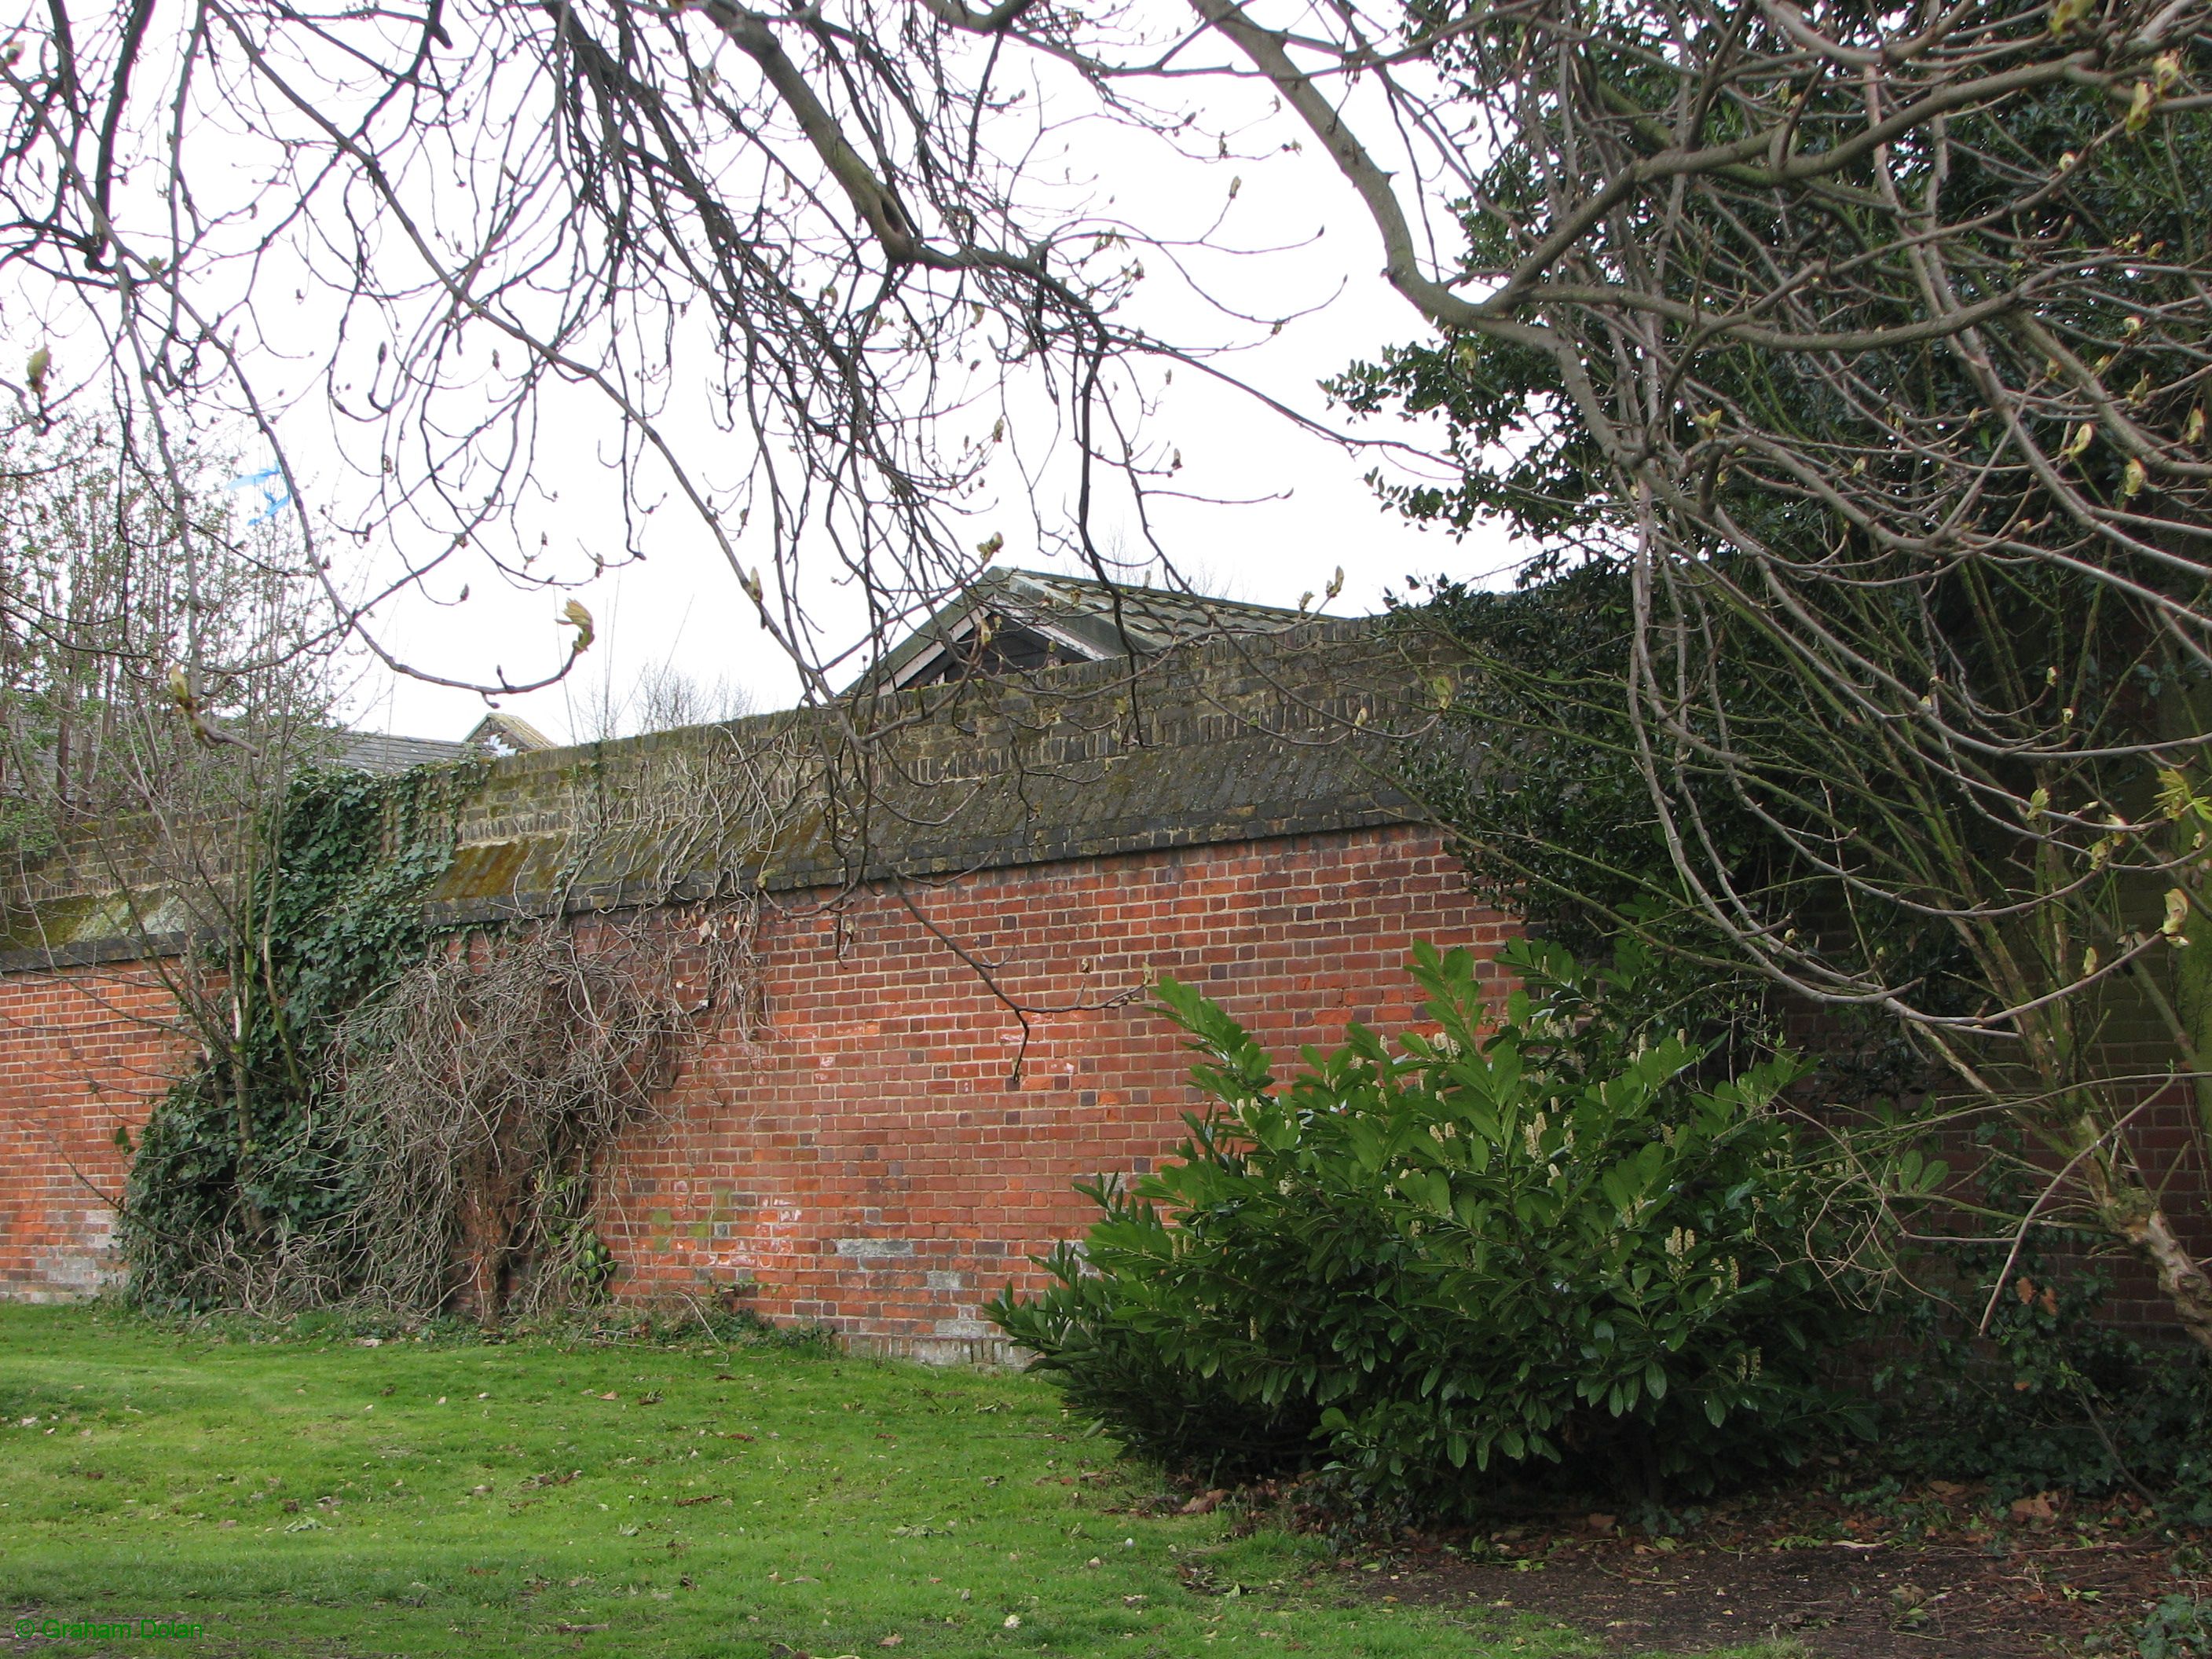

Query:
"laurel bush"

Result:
[[991, 939, 1876, 1512]]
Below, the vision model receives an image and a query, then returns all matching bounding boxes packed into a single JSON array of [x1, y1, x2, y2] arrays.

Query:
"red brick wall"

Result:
[[7, 821, 2207, 1356], [0, 826, 1509, 1339], [596, 824, 1511, 1357], [0, 966, 189, 1300]]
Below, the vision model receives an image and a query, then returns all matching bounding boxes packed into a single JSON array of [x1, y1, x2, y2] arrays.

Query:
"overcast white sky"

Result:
[[13, 10, 1529, 747], [315, 44, 1529, 746]]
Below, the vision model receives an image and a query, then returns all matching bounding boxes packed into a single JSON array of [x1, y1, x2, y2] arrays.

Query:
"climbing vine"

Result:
[[119, 761, 482, 1310], [328, 912, 745, 1321], [118, 730, 777, 1321]]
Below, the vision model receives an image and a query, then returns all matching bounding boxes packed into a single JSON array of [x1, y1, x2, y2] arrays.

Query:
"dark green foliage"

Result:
[[2140, 1595, 2212, 1659], [991, 1232, 1322, 1485], [1875, 1284, 2212, 1520], [1395, 563, 1702, 965], [120, 762, 478, 1309], [1387, 558, 2012, 1106], [991, 939, 1871, 1514], [1388, 564, 1795, 1043], [1331, 7, 2212, 1360], [1866, 1153, 2212, 1522]]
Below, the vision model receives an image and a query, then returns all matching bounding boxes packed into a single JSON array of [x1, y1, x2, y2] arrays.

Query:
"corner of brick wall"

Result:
[[0, 968, 184, 1300]]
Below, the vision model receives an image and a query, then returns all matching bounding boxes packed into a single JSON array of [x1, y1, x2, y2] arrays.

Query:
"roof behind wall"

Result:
[[337, 731, 474, 773], [855, 566, 1312, 694], [337, 711, 557, 775]]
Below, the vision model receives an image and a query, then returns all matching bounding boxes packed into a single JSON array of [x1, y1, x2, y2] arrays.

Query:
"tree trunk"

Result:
[[2086, 1153, 2212, 1354], [452, 1143, 521, 1326], [2118, 1203, 2212, 1355]]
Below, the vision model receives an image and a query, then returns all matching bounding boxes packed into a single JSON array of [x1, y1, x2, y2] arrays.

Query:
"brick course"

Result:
[[0, 824, 1510, 1350], [601, 825, 1508, 1358], [0, 966, 187, 1301], [3, 820, 2204, 1354]]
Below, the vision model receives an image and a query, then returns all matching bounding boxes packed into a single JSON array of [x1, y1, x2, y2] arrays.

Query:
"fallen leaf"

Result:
[[1179, 1488, 1228, 1515], [599, 1392, 619, 1401], [878, 1638, 904, 1650]]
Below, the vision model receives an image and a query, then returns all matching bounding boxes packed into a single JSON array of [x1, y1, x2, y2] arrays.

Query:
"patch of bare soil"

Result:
[[1330, 1483, 2207, 1657]]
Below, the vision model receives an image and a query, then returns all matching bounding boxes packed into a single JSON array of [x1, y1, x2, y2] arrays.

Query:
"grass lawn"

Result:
[[0, 1305, 1798, 1658]]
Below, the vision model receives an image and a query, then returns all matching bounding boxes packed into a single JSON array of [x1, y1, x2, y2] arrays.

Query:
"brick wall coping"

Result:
[[2, 614, 1463, 971]]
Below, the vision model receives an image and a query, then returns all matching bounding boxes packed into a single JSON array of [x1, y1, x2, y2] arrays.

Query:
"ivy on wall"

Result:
[[120, 760, 481, 1310], [117, 745, 749, 1321]]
